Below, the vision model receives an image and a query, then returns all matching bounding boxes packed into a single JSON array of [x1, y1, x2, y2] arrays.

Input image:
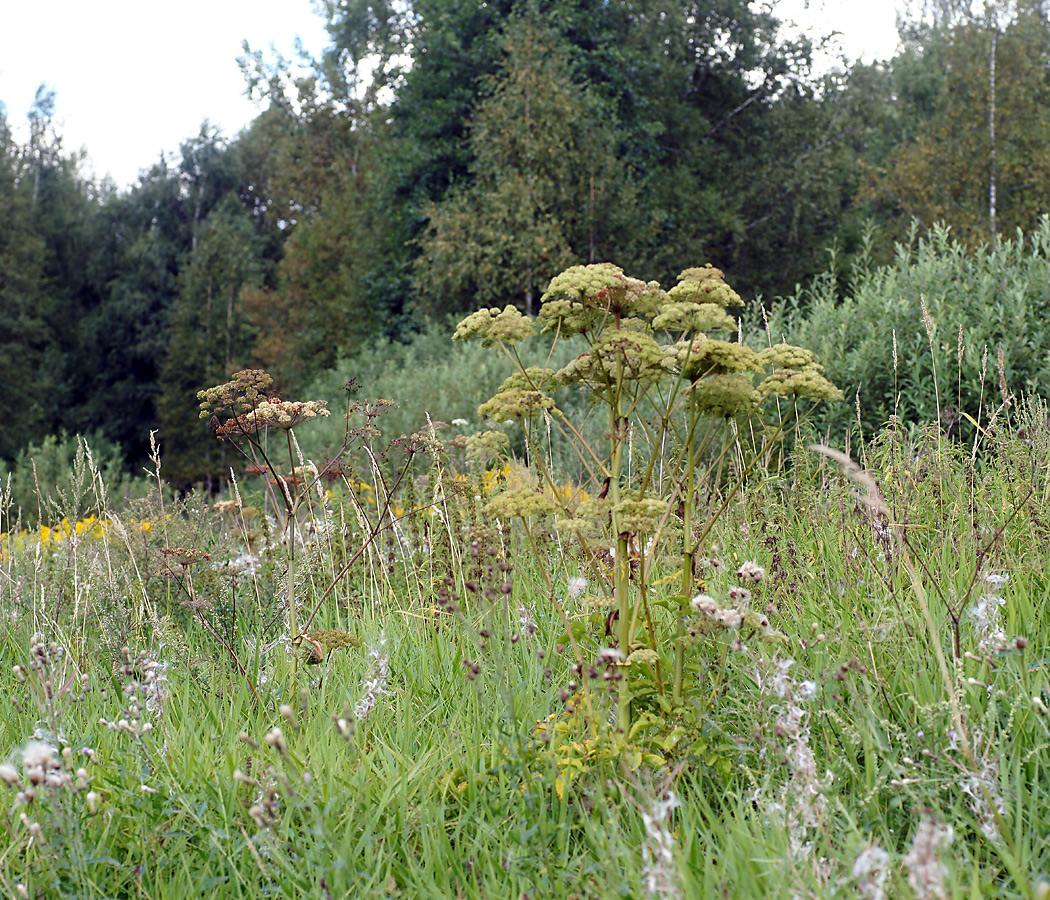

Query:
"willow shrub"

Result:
[[764, 219, 1050, 443], [454, 263, 841, 732]]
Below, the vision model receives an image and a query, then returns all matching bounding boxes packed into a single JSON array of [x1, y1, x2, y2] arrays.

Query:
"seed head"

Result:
[[263, 727, 288, 755], [736, 561, 766, 583]]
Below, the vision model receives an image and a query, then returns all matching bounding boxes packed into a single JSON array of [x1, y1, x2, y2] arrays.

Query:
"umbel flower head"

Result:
[[558, 329, 666, 387], [757, 343, 820, 371], [478, 386, 560, 422], [494, 367, 562, 393], [212, 398, 330, 436], [453, 305, 536, 347], [161, 547, 211, 568], [756, 342, 843, 402], [758, 368, 843, 403], [692, 374, 761, 418], [613, 497, 668, 533], [653, 301, 736, 334], [241, 398, 330, 431], [463, 430, 511, 467], [663, 338, 762, 381], [538, 263, 667, 335], [556, 497, 613, 549], [198, 369, 274, 417], [200, 369, 331, 436], [484, 487, 560, 519], [667, 265, 742, 308]]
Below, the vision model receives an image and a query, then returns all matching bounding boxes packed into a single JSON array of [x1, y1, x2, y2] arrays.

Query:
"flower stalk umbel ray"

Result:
[[456, 263, 840, 731]]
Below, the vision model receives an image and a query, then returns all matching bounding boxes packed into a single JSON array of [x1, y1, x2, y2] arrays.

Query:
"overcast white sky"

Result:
[[0, 0, 902, 190]]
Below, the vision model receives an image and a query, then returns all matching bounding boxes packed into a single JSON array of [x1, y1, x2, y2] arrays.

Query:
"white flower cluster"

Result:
[[140, 653, 169, 716], [969, 572, 1008, 652], [100, 648, 169, 737], [959, 734, 1007, 842], [355, 632, 392, 722], [689, 562, 766, 638], [0, 739, 98, 830], [755, 657, 826, 860], [516, 601, 537, 638], [903, 816, 954, 900], [225, 550, 261, 579], [567, 575, 588, 601], [851, 845, 891, 900], [640, 791, 681, 899], [690, 593, 745, 629]]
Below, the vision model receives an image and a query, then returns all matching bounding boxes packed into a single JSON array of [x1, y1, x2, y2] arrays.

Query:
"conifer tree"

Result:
[[415, 8, 648, 315]]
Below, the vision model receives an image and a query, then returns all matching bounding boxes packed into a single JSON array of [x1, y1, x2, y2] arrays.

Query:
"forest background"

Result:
[[2, 0, 1047, 490]]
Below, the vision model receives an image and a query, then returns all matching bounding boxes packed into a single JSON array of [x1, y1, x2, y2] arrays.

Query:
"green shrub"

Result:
[[0, 431, 149, 529], [762, 219, 1050, 441], [295, 321, 605, 475]]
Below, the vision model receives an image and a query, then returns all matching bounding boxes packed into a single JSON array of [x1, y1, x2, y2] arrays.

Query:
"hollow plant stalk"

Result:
[[608, 356, 633, 732], [674, 404, 699, 702]]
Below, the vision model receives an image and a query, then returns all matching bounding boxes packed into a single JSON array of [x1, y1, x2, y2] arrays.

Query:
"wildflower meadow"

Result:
[[2, 262, 1049, 899]]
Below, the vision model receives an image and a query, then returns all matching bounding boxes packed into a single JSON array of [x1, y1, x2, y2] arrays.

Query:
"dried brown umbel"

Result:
[[268, 474, 304, 489], [211, 398, 330, 439], [161, 548, 211, 568]]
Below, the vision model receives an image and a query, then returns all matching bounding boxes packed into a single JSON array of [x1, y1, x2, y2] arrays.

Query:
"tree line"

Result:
[[2, 0, 1049, 486]]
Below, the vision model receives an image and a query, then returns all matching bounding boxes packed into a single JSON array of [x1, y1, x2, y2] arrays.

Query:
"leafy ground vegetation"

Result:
[[2, 266, 1050, 900]]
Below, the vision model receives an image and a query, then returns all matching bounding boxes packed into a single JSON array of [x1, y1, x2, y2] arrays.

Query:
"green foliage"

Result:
[[416, 8, 649, 315], [763, 219, 1050, 441], [2, 405, 1050, 897], [0, 102, 101, 461], [323, 0, 872, 322], [72, 125, 271, 467], [293, 322, 589, 464], [0, 120, 52, 460], [156, 197, 263, 488], [0, 432, 148, 529], [12, 0, 1050, 498]]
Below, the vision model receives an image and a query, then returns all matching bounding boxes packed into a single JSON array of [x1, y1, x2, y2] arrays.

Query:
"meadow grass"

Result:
[[1, 407, 1049, 900]]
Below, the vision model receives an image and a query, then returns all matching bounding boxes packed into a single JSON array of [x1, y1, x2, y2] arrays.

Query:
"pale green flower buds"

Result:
[[758, 368, 843, 402], [653, 301, 736, 334], [453, 305, 536, 347], [757, 343, 822, 371], [464, 430, 511, 466], [668, 265, 742, 308], [613, 498, 668, 533], [693, 375, 762, 418], [484, 488, 560, 519], [664, 338, 761, 381], [478, 388, 559, 422], [539, 263, 667, 334]]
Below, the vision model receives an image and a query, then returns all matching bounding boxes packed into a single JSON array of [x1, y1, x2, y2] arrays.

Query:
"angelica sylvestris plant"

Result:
[[455, 263, 841, 731], [198, 370, 332, 681]]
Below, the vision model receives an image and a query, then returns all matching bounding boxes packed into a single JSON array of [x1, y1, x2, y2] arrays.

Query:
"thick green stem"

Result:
[[607, 357, 633, 732], [674, 407, 699, 701]]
